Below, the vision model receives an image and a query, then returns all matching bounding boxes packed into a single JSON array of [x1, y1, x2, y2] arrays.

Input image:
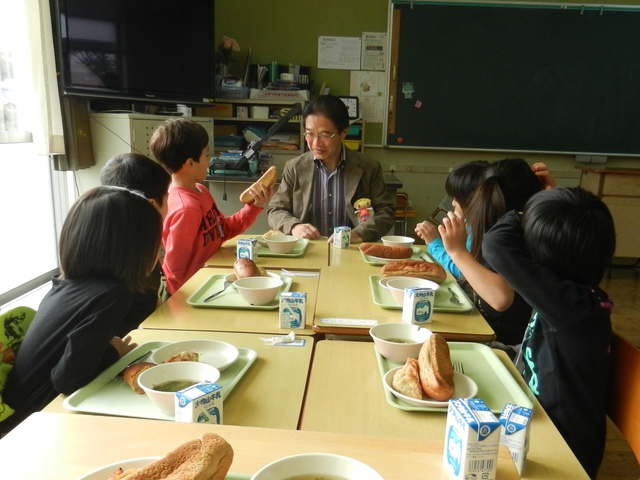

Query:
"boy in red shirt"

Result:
[[150, 118, 273, 294]]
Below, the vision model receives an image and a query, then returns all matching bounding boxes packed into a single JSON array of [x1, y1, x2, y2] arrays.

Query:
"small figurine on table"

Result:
[[354, 197, 373, 223]]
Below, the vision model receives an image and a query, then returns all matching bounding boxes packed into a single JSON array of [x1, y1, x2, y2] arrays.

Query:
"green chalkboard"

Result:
[[388, 2, 640, 156]]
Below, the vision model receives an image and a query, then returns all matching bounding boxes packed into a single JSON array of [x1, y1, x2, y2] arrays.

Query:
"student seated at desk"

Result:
[[267, 95, 395, 243], [1, 186, 162, 434]]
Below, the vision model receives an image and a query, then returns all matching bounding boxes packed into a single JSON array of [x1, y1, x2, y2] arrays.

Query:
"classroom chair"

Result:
[[395, 192, 416, 236], [608, 332, 640, 463]]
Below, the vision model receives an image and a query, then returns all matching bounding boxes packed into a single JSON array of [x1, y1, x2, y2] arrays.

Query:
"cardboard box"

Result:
[[195, 104, 233, 118], [250, 106, 270, 119], [175, 381, 223, 424], [444, 398, 501, 480], [499, 403, 533, 475], [279, 292, 306, 329], [214, 124, 238, 136]]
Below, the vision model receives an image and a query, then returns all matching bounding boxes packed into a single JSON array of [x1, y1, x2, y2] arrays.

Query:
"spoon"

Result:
[[204, 280, 232, 302]]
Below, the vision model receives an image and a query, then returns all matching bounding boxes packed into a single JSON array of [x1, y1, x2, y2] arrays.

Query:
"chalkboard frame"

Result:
[[387, 1, 640, 157]]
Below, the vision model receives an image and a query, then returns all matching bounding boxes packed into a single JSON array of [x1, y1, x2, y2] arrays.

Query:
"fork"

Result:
[[452, 361, 465, 374], [204, 280, 232, 302]]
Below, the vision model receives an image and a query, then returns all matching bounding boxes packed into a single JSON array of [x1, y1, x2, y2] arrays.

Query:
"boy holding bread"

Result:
[[149, 118, 274, 294]]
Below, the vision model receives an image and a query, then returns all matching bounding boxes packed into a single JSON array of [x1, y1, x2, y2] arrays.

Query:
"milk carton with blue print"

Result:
[[443, 397, 501, 480], [237, 238, 257, 261], [333, 226, 351, 249], [175, 381, 223, 424], [401, 286, 436, 325], [499, 403, 533, 475], [279, 291, 306, 329]]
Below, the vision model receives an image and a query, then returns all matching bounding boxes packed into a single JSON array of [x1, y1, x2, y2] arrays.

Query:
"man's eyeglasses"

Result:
[[303, 131, 338, 140]]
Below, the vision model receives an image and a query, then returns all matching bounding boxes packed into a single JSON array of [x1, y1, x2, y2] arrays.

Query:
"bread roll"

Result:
[[392, 357, 423, 400], [121, 433, 234, 480], [233, 258, 267, 279], [239, 166, 277, 204], [381, 259, 447, 284], [359, 243, 413, 259], [418, 333, 455, 401], [123, 362, 156, 394]]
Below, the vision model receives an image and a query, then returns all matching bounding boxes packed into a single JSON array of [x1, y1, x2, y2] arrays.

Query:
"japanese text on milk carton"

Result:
[[237, 238, 257, 261], [444, 398, 501, 480], [175, 381, 223, 424], [333, 226, 351, 249], [499, 403, 533, 475], [402, 287, 435, 325], [279, 291, 306, 329]]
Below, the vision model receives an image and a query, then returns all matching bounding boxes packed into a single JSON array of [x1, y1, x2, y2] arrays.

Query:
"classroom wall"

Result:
[[218, 0, 639, 236]]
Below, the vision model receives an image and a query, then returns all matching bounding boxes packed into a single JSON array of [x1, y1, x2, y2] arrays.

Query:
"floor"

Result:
[[596, 264, 640, 480]]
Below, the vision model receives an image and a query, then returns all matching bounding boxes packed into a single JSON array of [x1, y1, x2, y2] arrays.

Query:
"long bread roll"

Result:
[[381, 259, 447, 284], [418, 333, 455, 401], [239, 166, 277, 204], [359, 242, 413, 259]]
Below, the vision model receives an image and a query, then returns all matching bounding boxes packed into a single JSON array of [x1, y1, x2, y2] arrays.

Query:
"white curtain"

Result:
[[0, 0, 64, 154]]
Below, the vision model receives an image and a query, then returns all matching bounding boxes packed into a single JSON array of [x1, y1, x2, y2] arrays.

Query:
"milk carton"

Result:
[[237, 238, 258, 261], [499, 403, 533, 475], [279, 291, 306, 329], [333, 226, 351, 248], [444, 398, 501, 480], [401, 285, 436, 325], [175, 381, 223, 424]]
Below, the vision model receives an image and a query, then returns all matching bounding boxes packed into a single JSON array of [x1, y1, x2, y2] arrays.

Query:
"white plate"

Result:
[[76, 456, 160, 479], [149, 339, 240, 371], [366, 254, 407, 263], [223, 271, 280, 285], [383, 368, 478, 408]]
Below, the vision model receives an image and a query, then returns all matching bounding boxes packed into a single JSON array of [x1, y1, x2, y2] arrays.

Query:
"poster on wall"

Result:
[[318, 36, 361, 70], [361, 32, 387, 71], [350, 71, 386, 122]]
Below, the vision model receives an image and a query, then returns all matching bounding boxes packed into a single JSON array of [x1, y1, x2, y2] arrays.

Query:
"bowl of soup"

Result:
[[250, 453, 383, 480], [137, 361, 221, 416], [369, 322, 432, 363]]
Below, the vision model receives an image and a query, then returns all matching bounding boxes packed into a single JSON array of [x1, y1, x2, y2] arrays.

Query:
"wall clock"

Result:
[[339, 96, 359, 120]]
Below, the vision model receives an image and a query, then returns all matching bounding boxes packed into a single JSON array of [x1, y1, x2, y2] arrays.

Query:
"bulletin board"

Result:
[[387, 1, 640, 157]]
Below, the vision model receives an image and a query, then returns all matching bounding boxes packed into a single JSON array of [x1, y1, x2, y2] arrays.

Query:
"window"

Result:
[[0, 1, 68, 307]]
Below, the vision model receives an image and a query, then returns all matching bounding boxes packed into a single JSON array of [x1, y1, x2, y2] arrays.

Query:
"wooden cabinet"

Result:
[[577, 166, 640, 258], [196, 99, 306, 162]]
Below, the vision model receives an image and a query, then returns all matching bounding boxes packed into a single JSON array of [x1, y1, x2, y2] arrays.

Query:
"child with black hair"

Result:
[[483, 186, 616, 478], [101, 152, 172, 302], [149, 118, 273, 294], [2, 186, 163, 434]]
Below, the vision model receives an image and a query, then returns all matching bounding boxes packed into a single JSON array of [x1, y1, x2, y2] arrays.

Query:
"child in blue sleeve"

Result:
[[483, 187, 616, 478]]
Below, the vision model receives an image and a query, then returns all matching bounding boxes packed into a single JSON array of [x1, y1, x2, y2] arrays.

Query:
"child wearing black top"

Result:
[[483, 187, 616, 478]]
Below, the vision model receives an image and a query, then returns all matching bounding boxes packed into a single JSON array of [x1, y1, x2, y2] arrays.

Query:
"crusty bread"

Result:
[[239, 166, 277, 204], [359, 243, 413, 259], [121, 433, 234, 480], [418, 333, 455, 401], [392, 357, 424, 400], [381, 259, 447, 284], [233, 258, 267, 279], [262, 229, 285, 239], [123, 362, 156, 394]]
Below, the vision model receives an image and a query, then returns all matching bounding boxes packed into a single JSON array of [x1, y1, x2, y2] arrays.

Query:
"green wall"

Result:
[[215, 0, 640, 237]]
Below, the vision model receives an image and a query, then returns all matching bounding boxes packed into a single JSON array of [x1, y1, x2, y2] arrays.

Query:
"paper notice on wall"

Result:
[[350, 71, 387, 123], [318, 36, 361, 70], [361, 32, 387, 71]]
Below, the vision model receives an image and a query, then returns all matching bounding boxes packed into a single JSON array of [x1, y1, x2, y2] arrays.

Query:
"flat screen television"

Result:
[[51, 0, 216, 105]]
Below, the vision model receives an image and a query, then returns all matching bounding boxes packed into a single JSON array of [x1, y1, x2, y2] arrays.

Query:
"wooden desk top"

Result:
[[575, 165, 640, 175], [140, 267, 318, 335], [300, 340, 589, 479], [44, 329, 314, 430], [1, 412, 519, 479], [206, 234, 330, 269], [316, 245, 495, 342]]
